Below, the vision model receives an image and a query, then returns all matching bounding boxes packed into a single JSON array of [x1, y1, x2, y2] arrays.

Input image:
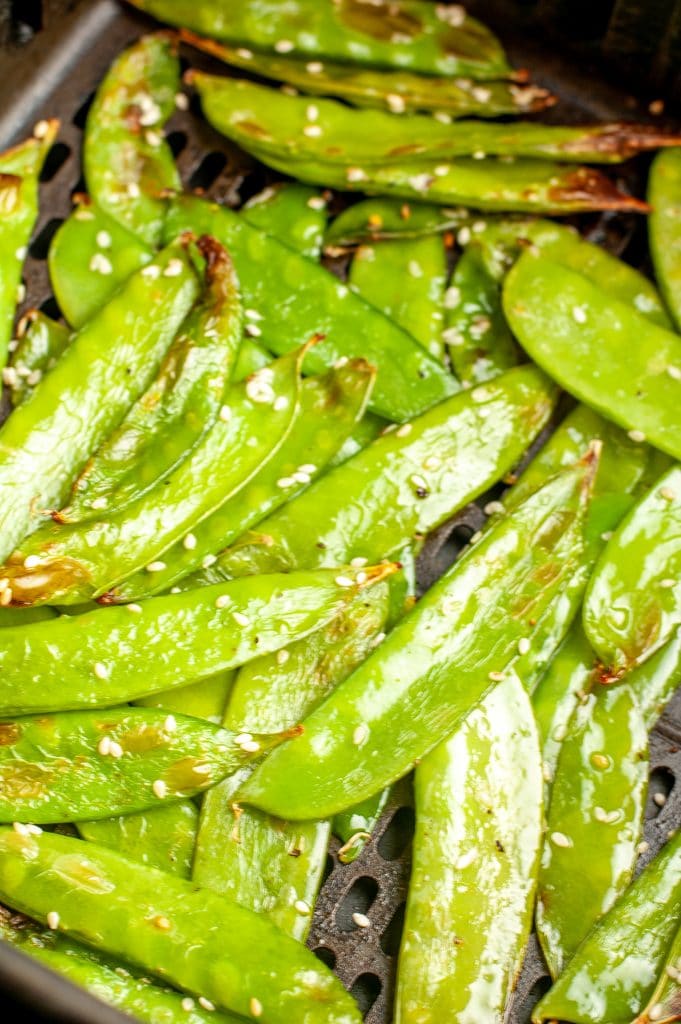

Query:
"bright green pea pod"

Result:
[[194, 365, 557, 583], [242, 183, 328, 259], [234, 336, 271, 378], [636, 627, 681, 729], [584, 466, 681, 678], [7, 310, 70, 406], [48, 203, 153, 329], [0, 239, 199, 564], [163, 194, 455, 422], [505, 253, 681, 459], [396, 672, 542, 1024], [240, 452, 596, 820], [137, 671, 235, 724], [0, 830, 362, 1023], [0, 606, 56, 626], [78, 801, 199, 878], [649, 149, 681, 332], [130, 0, 510, 80], [533, 829, 681, 1024], [0, 565, 391, 714], [328, 410, 386, 469], [335, 787, 391, 864], [634, 920, 681, 1024], [61, 236, 243, 523], [536, 685, 648, 979], [325, 198, 468, 250], [349, 236, 447, 360], [0, 121, 59, 371], [84, 33, 181, 246]]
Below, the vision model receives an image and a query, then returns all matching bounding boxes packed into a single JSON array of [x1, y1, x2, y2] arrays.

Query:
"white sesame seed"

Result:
[[90, 496, 107, 510], [170, 587, 181, 594], [407, 172, 432, 193], [246, 374, 275, 404], [26, 370, 42, 387], [346, 167, 367, 183], [25, 824, 42, 835], [667, 365, 681, 380], [352, 912, 371, 929], [273, 395, 289, 412], [601, 531, 613, 542], [233, 611, 250, 627], [109, 740, 123, 759], [350, 556, 368, 568], [146, 129, 162, 147], [175, 92, 189, 110], [23, 554, 41, 569], [89, 253, 113, 275], [182, 533, 197, 551], [141, 264, 161, 279], [472, 86, 492, 103], [126, 182, 141, 198], [33, 119, 51, 139], [457, 226, 471, 246], [292, 469, 310, 484], [410, 474, 428, 492], [454, 849, 477, 870], [306, 61, 324, 73], [164, 715, 177, 732], [434, 111, 452, 124], [215, 594, 231, 609], [274, 39, 294, 52], [352, 723, 369, 746], [15, 282, 26, 303], [386, 93, 406, 113], [250, 997, 263, 1018], [245, 322, 262, 338], [518, 637, 531, 656], [152, 779, 167, 799], [649, 1005, 665, 1021], [12, 822, 30, 835], [234, 733, 253, 744], [236, 48, 253, 60], [444, 286, 461, 309], [637, 840, 650, 854], [198, 997, 215, 1011], [408, 259, 423, 278], [93, 662, 108, 680], [298, 463, 317, 474], [181, 996, 195, 1011], [303, 124, 322, 137], [572, 305, 587, 324], [276, 649, 290, 665], [74, 208, 95, 221], [0, 587, 12, 606], [146, 561, 167, 573], [163, 258, 184, 278], [483, 500, 505, 516], [2, 366, 17, 388], [46, 912, 60, 930], [654, 792, 667, 807], [661, 578, 676, 589], [395, 423, 412, 438], [127, 603, 143, 614], [294, 899, 310, 915], [594, 807, 619, 824], [15, 245, 28, 260], [277, 476, 296, 489], [335, 574, 354, 587], [244, 308, 262, 321], [202, 554, 217, 569], [306, 104, 319, 121], [307, 196, 326, 210], [551, 831, 571, 848], [628, 429, 646, 443], [96, 230, 112, 249], [472, 150, 486, 160]]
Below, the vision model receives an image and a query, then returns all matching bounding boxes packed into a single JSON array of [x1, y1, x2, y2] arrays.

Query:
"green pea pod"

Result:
[[0, 238, 199, 564], [396, 672, 542, 1024], [328, 410, 386, 469], [505, 253, 681, 459], [191, 365, 557, 583], [129, 0, 510, 80], [0, 830, 362, 1023], [234, 336, 272, 378], [5, 347, 303, 605], [136, 671, 235, 724], [84, 33, 181, 246], [533, 829, 681, 1024], [0, 121, 59, 371], [240, 451, 597, 820], [6, 310, 70, 406], [163, 194, 455, 421], [334, 788, 391, 864], [48, 203, 153, 329], [61, 236, 243, 523], [325, 198, 468, 250], [78, 801, 199, 878], [0, 606, 56, 627], [0, 565, 391, 714], [649, 149, 681, 332], [349, 235, 447, 360], [634, 920, 681, 1024], [583, 466, 681, 677], [242, 183, 328, 259], [182, 28, 552, 118]]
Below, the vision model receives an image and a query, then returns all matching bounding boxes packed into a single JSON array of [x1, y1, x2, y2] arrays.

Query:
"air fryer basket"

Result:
[[0, 2, 680, 1021]]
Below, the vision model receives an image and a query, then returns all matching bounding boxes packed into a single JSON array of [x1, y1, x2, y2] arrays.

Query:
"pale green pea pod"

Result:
[[7, 311, 70, 406], [242, 182, 329, 259], [78, 802, 199, 878]]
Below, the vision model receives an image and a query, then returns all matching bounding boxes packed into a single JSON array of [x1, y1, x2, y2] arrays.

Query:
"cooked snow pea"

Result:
[[136, 671, 235, 724], [163, 194, 455, 421], [78, 801, 199, 878], [0, 121, 59, 371], [62, 236, 243, 522], [48, 203, 153, 329], [325, 198, 468, 250], [242, 183, 328, 259], [5, 348, 302, 604], [349, 235, 447, 360], [584, 465, 681, 678], [0, 830, 362, 1023], [240, 453, 596, 819], [131, 0, 510, 80], [533, 829, 681, 1024], [649, 149, 681, 332], [6, 310, 70, 406], [328, 410, 386, 468], [396, 672, 542, 1024], [504, 252, 681, 460], [635, 920, 681, 1024], [84, 33, 181, 246], [187, 364, 557, 583], [334, 788, 391, 864], [0, 706, 281, 823], [0, 566, 389, 714], [0, 239, 198, 563], [536, 685, 648, 979]]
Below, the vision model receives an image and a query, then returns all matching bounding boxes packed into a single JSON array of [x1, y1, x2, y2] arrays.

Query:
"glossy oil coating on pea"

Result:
[[78, 801, 199, 878], [7, 310, 70, 406], [634, 920, 681, 1024], [84, 33, 181, 246], [325, 198, 469, 249], [0, 566, 389, 714], [130, 0, 510, 80], [240, 455, 595, 819], [48, 203, 152, 329], [0, 830, 362, 1023], [0, 239, 198, 564], [137, 670, 235, 724], [164, 194, 455, 421], [396, 673, 542, 1024], [649, 149, 681, 332], [242, 182, 329, 259], [533, 829, 681, 1024], [504, 252, 681, 460], [583, 466, 681, 677]]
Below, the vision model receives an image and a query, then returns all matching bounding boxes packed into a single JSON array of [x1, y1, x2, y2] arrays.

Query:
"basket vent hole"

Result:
[[72, 92, 95, 130], [350, 973, 381, 1017], [514, 974, 552, 1024], [646, 766, 675, 819], [188, 151, 228, 192], [335, 875, 378, 932], [380, 901, 405, 957], [10, 0, 42, 38], [322, 852, 335, 885], [167, 131, 188, 157], [40, 142, 71, 183], [313, 945, 336, 971], [29, 217, 63, 260], [377, 806, 414, 862], [40, 297, 62, 321]]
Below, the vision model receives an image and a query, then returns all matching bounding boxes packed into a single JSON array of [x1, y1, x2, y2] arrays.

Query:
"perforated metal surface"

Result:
[[0, 3, 680, 1023]]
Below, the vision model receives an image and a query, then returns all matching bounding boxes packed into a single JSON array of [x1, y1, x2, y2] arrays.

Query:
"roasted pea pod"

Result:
[[649, 149, 681, 332], [504, 252, 681, 460], [325, 198, 468, 250], [334, 788, 391, 865], [0, 830, 362, 1024], [242, 183, 328, 260], [0, 239, 198, 563], [6, 310, 70, 406], [328, 410, 386, 469], [396, 672, 542, 1024], [136, 671, 235, 724], [163, 194, 455, 421], [533, 829, 681, 1024], [84, 33, 181, 246], [48, 203, 153, 329], [634, 920, 681, 1024], [0, 121, 59, 371], [0, 566, 390, 714], [240, 453, 596, 820], [583, 466, 681, 677], [349, 235, 447, 360], [78, 801, 199, 878], [234, 336, 271, 378]]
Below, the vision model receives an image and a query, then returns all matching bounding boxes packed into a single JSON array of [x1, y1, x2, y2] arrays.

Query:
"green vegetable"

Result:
[[78, 801, 199, 878], [334, 787, 391, 864], [634, 919, 681, 1024], [7, 310, 70, 406], [325, 198, 468, 249], [242, 182, 328, 259], [649, 148, 681, 331]]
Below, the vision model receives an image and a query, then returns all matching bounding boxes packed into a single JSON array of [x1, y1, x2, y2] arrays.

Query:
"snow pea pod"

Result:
[[0, 830, 362, 1023], [163, 194, 455, 421], [242, 183, 328, 259], [504, 252, 681, 460], [635, 921, 681, 1024], [533, 829, 681, 1024], [0, 121, 59, 371], [78, 801, 199, 878], [6, 310, 70, 406], [584, 465, 681, 677], [240, 452, 596, 819], [0, 566, 389, 714], [0, 239, 198, 564], [396, 672, 542, 1024], [136, 671, 234, 724], [325, 198, 468, 250], [84, 33, 181, 246], [649, 148, 681, 332]]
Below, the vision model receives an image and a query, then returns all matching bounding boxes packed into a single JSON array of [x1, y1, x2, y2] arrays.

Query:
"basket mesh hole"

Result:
[[72, 92, 95, 130], [29, 217, 63, 260], [323, 852, 334, 885], [166, 130, 188, 157], [40, 142, 71, 183], [336, 876, 379, 932], [380, 901, 405, 958], [39, 297, 61, 321], [313, 945, 337, 971], [377, 806, 414, 862], [646, 766, 675, 818], [513, 974, 552, 1024], [188, 151, 228, 192], [350, 973, 381, 1017], [10, 0, 42, 37]]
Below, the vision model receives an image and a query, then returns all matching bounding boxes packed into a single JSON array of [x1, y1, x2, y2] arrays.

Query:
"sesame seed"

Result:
[[215, 594, 231, 609], [472, 150, 486, 160], [33, 119, 51, 138], [0, 587, 12, 606], [23, 554, 41, 569], [457, 226, 471, 246], [395, 423, 412, 437], [46, 912, 60, 930], [408, 259, 423, 278], [661, 578, 676, 588], [353, 723, 369, 746], [233, 611, 250, 627], [246, 374, 275, 404], [335, 574, 354, 587], [386, 93, 406, 113], [277, 476, 296, 489], [444, 286, 461, 309], [74, 208, 95, 220], [2, 366, 17, 388], [298, 463, 316, 474], [306, 104, 319, 121], [12, 822, 29, 835], [245, 322, 262, 338], [109, 740, 123, 759], [637, 840, 650, 854], [306, 61, 324, 73], [483, 500, 504, 516], [274, 39, 294, 52], [198, 997, 215, 1011], [654, 792, 667, 807], [141, 264, 160, 279], [454, 849, 477, 870], [276, 649, 290, 665], [96, 230, 112, 249], [250, 997, 263, 1018], [182, 533, 197, 552], [153, 915, 171, 930], [164, 715, 177, 732], [307, 196, 326, 210], [163, 258, 184, 278], [274, 395, 289, 412], [627, 429, 646, 443], [601, 531, 613, 542], [93, 662, 108, 680], [175, 92, 189, 110], [667, 365, 681, 380], [15, 283, 26, 303], [472, 220, 487, 234], [181, 997, 195, 1011], [352, 912, 371, 929], [242, 739, 262, 754], [572, 306, 587, 324], [15, 245, 28, 260], [152, 779, 167, 799], [649, 1005, 664, 1021], [235, 733, 253, 744], [551, 831, 571, 848], [90, 496, 107, 510], [170, 587, 181, 594], [356, 571, 368, 584], [434, 111, 452, 124], [346, 167, 367, 183], [472, 86, 492, 103], [660, 487, 677, 501], [236, 48, 253, 60], [146, 561, 166, 573], [350, 556, 368, 567], [26, 824, 42, 835], [127, 603, 143, 614], [202, 554, 217, 569], [303, 124, 322, 137], [518, 637, 531, 656], [423, 456, 441, 471], [126, 182, 141, 197], [407, 172, 432, 193], [410, 474, 428, 492], [294, 899, 310, 915], [469, 530, 483, 544], [89, 253, 113, 275], [244, 308, 262, 321], [292, 470, 310, 484], [146, 129, 162, 147]]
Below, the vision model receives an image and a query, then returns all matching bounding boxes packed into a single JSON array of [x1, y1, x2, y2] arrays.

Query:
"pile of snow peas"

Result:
[[0, 2, 680, 1021]]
